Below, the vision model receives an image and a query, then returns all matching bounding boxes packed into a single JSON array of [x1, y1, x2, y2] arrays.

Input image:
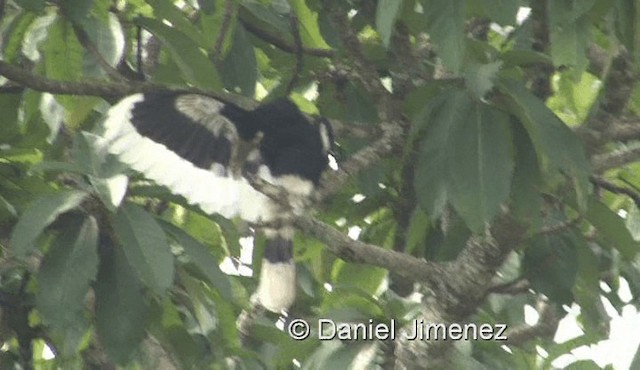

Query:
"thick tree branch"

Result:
[[292, 215, 446, 287]]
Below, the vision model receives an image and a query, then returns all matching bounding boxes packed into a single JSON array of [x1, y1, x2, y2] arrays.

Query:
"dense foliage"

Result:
[[1, 0, 640, 368]]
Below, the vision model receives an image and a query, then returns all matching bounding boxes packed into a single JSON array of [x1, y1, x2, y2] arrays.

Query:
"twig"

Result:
[[592, 147, 640, 173], [590, 175, 640, 207], [506, 298, 560, 346], [318, 122, 403, 199], [239, 15, 333, 58], [284, 10, 304, 95], [212, 0, 235, 61], [488, 278, 531, 295], [538, 216, 582, 235]]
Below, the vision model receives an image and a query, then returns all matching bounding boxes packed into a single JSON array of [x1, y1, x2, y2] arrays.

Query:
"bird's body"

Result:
[[101, 92, 332, 312]]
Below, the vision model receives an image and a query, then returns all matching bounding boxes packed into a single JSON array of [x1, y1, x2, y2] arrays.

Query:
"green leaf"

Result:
[[43, 18, 99, 127], [83, 13, 125, 78], [10, 190, 88, 256], [422, 0, 466, 73], [626, 204, 640, 241], [465, 61, 502, 99], [220, 24, 257, 96], [2, 12, 37, 63], [60, 0, 93, 24], [414, 90, 467, 218], [146, 0, 207, 46], [446, 103, 514, 232], [111, 203, 174, 296], [15, 0, 46, 12], [498, 78, 589, 208], [137, 17, 222, 90], [524, 234, 578, 305], [376, 0, 404, 47], [43, 18, 83, 82], [469, 0, 521, 25], [585, 198, 639, 259], [549, 14, 589, 77], [240, 1, 291, 37], [95, 241, 150, 364], [289, 0, 331, 49], [331, 260, 387, 296], [159, 220, 232, 300], [510, 121, 542, 227], [36, 214, 98, 353], [405, 208, 431, 254]]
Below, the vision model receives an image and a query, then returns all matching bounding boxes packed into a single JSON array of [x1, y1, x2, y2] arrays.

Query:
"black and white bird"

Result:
[[101, 92, 332, 313]]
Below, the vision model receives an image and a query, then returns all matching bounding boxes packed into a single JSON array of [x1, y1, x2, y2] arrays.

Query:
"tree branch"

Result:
[[0, 60, 255, 108], [591, 175, 640, 207], [592, 146, 640, 173], [292, 215, 446, 287], [506, 298, 560, 347], [318, 122, 404, 200]]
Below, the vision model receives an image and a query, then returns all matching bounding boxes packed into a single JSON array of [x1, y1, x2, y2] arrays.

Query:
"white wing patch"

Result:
[[175, 94, 238, 139], [101, 94, 277, 223]]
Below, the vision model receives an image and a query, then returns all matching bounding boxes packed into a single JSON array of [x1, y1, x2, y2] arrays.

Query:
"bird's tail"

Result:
[[256, 228, 296, 313]]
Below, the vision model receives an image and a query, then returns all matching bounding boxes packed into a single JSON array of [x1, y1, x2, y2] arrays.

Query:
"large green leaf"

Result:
[[10, 189, 88, 256], [498, 78, 589, 207], [36, 214, 98, 354], [159, 220, 232, 300], [137, 17, 222, 90], [95, 241, 150, 364], [446, 103, 514, 232], [220, 24, 257, 96], [414, 90, 467, 219], [146, 0, 207, 46], [1, 11, 37, 63], [524, 234, 578, 305], [43, 17, 99, 127], [15, 0, 46, 12], [289, 0, 331, 49], [111, 203, 174, 296], [422, 0, 466, 73], [376, 0, 404, 47], [82, 13, 125, 78], [414, 90, 513, 231], [509, 121, 542, 227], [549, 0, 590, 77], [585, 197, 639, 259]]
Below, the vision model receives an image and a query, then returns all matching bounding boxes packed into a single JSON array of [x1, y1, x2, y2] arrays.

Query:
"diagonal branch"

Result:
[[318, 121, 404, 200], [592, 146, 640, 173]]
